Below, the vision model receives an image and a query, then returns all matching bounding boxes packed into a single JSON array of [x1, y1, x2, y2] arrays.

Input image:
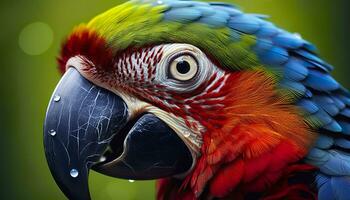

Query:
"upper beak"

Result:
[[43, 68, 193, 200]]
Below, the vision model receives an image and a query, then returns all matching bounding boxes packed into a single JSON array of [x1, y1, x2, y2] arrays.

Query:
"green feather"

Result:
[[86, 1, 261, 71]]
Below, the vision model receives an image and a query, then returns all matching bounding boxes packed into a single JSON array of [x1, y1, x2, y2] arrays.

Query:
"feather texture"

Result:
[[59, 0, 350, 199]]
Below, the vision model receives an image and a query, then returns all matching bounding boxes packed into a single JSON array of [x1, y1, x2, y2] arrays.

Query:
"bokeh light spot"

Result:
[[18, 22, 53, 55]]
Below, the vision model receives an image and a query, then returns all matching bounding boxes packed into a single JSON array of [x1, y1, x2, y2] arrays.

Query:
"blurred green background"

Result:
[[0, 0, 349, 199]]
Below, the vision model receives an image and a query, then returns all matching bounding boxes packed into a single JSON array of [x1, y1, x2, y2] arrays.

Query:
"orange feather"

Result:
[[157, 70, 317, 199]]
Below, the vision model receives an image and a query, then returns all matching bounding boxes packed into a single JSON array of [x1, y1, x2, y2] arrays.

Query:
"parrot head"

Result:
[[44, 1, 319, 199]]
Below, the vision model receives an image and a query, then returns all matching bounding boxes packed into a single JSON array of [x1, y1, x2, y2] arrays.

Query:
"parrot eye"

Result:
[[169, 54, 198, 81], [155, 43, 215, 93]]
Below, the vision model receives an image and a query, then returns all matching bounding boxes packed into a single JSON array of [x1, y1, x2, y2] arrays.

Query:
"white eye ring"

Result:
[[169, 54, 198, 81]]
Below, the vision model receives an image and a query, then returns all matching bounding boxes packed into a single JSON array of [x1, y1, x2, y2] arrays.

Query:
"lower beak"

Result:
[[43, 68, 193, 200]]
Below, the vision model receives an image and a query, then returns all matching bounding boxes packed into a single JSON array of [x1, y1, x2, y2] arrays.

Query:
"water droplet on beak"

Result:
[[70, 169, 79, 178], [99, 156, 106, 162], [49, 129, 56, 136], [53, 95, 61, 102]]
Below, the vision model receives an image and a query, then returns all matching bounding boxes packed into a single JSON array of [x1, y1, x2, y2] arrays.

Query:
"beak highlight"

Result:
[[44, 68, 193, 199]]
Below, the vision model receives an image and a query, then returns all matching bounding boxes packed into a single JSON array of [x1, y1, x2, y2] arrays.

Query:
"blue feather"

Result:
[[330, 176, 350, 200], [323, 120, 342, 132], [256, 21, 278, 38], [228, 15, 261, 34], [166, 0, 193, 8], [316, 174, 350, 200], [312, 109, 333, 125], [313, 95, 339, 116], [198, 10, 230, 28], [209, 3, 242, 16], [331, 96, 346, 110], [338, 121, 350, 135], [307, 59, 333, 72], [340, 109, 350, 117], [324, 105, 340, 116], [164, 7, 201, 22], [297, 99, 319, 114], [304, 70, 339, 91], [190, 1, 209, 7], [339, 86, 350, 97], [305, 89, 313, 98], [280, 81, 306, 94], [283, 58, 308, 81], [316, 174, 334, 200], [252, 38, 273, 54], [193, 6, 215, 17], [319, 150, 350, 175], [307, 148, 330, 164], [336, 94, 350, 106], [295, 50, 326, 67], [315, 135, 334, 149], [303, 41, 318, 52], [257, 46, 289, 65], [314, 95, 334, 104], [273, 31, 304, 49], [209, 2, 238, 8], [335, 138, 350, 149]]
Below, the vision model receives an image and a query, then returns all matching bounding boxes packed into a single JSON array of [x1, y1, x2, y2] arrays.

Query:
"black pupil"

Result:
[[176, 61, 191, 74]]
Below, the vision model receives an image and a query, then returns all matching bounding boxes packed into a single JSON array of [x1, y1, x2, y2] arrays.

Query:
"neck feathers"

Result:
[[157, 71, 317, 199]]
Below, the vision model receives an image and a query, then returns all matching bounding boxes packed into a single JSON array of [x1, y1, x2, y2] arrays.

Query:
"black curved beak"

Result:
[[44, 68, 193, 200]]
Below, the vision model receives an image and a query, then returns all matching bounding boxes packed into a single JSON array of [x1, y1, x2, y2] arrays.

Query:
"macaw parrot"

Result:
[[43, 0, 350, 199]]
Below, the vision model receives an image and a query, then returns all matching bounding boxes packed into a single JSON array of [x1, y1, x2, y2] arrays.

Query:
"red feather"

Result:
[[210, 160, 244, 197], [157, 71, 317, 199], [57, 26, 114, 74]]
